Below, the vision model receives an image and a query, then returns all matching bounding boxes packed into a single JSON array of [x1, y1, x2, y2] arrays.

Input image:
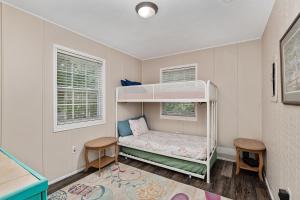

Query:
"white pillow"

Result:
[[138, 117, 149, 132], [129, 117, 149, 136]]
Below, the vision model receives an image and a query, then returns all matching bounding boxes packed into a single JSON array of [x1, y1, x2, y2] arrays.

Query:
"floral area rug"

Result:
[[48, 163, 231, 200]]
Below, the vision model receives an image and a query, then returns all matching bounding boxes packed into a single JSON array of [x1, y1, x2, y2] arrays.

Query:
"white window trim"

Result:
[[53, 44, 106, 132], [159, 64, 198, 121]]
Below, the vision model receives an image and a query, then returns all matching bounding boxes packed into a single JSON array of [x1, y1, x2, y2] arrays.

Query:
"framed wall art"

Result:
[[280, 13, 300, 105]]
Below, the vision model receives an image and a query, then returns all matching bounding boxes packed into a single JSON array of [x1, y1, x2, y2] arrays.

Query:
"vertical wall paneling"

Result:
[[142, 40, 262, 148], [262, 0, 300, 199], [2, 4, 44, 173], [0, 4, 142, 181]]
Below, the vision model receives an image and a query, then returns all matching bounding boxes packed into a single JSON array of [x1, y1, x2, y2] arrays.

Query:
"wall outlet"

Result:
[[72, 145, 77, 154]]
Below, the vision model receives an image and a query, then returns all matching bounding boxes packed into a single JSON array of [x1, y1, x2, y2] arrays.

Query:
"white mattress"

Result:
[[119, 130, 207, 160]]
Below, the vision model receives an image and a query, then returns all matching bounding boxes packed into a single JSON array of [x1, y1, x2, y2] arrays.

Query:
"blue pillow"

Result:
[[120, 79, 141, 86], [121, 80, 127, 86], [125, 79, 142, 86], [118, 120, 132, 137]]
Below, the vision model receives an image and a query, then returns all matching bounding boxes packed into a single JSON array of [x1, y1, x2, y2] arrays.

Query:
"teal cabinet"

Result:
[[0, 148, 48, 200]]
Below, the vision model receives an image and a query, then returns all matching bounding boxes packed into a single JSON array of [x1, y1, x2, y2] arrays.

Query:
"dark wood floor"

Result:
[[48, 157, 271, 200]]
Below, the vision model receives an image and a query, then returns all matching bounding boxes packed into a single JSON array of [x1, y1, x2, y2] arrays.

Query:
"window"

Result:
[[160, 64, 197, 121], [54, 45, 105, 132]]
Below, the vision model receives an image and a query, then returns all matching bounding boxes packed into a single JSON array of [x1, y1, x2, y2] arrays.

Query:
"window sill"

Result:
[[53, 119, 106, 133]]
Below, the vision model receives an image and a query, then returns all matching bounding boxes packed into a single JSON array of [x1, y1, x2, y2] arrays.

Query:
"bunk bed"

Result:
[[115, 80, 218, 183]]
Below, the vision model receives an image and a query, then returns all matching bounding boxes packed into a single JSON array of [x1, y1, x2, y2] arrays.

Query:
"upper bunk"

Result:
[[116, 80, 217, 103]]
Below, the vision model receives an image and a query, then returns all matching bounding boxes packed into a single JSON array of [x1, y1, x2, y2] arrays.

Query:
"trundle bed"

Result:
[[115, 80, 218, 183]]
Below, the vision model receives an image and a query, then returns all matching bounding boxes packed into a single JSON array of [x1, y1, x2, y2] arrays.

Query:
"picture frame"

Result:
[[280, 13, 300, 105]]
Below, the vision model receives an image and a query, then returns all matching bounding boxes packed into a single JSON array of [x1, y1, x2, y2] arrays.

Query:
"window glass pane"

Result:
[[87, 75, 97, 89], [87, 65, 97, 75], [74, 105, 86, 120], [57, 56, 72, 72], [87, 91, 98, 104], [73, 62, 85, 74], [88, 104, 98, 118], [73, 74, 86, 88], [57, 71, 72, 87], [57, 105, 73, 124], [74, 91, 86, 105], [162, 102, 196, 117]]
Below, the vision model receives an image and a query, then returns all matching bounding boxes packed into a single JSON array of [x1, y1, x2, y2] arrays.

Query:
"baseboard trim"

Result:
[[217, 156, 235, 162], [264, 173, 275, 200], [217, 146, 236, 156], [217, 146, 236, 162], [48, 167, 85, 185]]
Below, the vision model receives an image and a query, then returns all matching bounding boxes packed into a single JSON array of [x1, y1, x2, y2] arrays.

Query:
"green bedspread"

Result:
[[121, 146, 217, 175]]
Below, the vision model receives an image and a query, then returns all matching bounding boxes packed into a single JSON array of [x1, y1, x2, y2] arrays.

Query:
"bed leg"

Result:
[[125, 156, 128, 160], [206, 174, 210, 184], [188, 174, 192, 179]]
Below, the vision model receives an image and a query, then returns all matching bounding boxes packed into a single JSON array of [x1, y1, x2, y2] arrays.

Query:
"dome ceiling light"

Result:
[[135, 2, 158, 19]]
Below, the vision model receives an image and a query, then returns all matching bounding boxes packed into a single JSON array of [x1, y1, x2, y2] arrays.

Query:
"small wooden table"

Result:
[[84, 137, 118, 174], [234, 138, 266, 181]]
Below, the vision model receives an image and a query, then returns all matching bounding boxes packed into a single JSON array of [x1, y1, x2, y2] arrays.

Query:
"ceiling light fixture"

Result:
[[135, 2, 158, 19]]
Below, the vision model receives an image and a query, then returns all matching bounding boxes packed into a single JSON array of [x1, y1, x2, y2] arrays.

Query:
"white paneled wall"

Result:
[[0, 4, 142, 182], [142, 40, 262, 148], [262, 0, 300, 199], [2, 4, 44, 173]]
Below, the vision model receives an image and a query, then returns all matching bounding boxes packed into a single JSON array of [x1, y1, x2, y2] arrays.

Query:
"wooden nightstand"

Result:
[[234, 138, 266, 181], [84, 137, 118, 174]]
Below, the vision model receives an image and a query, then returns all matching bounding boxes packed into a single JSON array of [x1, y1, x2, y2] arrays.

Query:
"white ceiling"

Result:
[[3, 0, 274, 60]]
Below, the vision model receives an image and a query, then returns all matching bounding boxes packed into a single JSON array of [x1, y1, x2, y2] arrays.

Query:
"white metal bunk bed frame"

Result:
[[115, 80, 218, 183]]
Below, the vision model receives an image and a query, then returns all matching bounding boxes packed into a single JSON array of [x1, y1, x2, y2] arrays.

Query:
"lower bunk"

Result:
[[119, 146, 217, 180]]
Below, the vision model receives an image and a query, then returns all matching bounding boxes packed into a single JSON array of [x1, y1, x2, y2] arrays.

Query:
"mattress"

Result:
[[118, 130, 207, 160]]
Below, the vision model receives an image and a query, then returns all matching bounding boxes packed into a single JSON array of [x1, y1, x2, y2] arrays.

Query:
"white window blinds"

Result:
[[54, 47, 105, 131], [161, 66, 196, 83], [161, 65, 196, 119]]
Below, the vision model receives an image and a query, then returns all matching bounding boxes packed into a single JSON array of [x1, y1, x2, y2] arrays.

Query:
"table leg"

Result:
[[258, 151, 263, 181], [236, 148, 240, 175], [115, 144, 119, 163], [98, 150, 101, 177], [84, 147, 89, 172]]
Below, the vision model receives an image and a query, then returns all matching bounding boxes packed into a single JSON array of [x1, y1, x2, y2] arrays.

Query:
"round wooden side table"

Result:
[[234, 138, 266, 181], [84, 137, 118, 175]]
